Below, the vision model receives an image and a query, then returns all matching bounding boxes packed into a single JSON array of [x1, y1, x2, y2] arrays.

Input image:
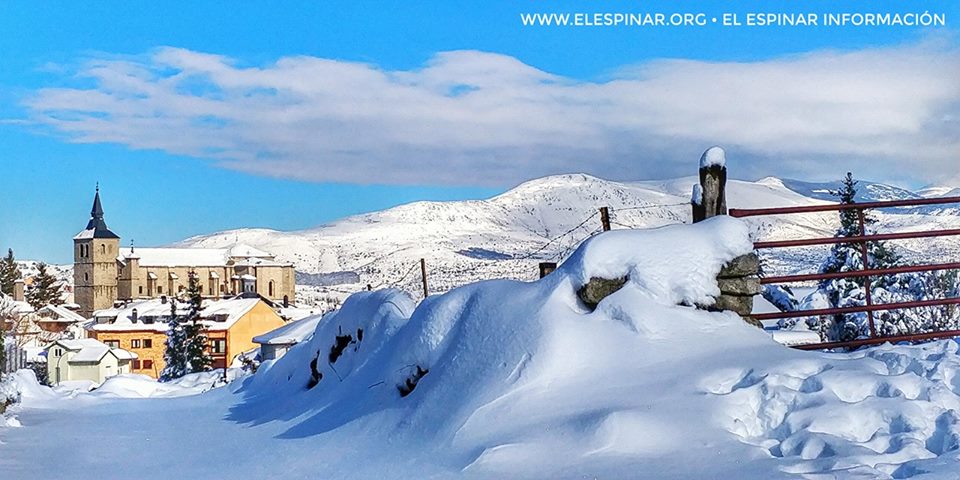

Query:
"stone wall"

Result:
[[713, 253, 762, 327]]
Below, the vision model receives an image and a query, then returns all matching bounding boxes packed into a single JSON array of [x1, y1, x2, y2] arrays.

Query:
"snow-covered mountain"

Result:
[[177, 174, 960, 298]]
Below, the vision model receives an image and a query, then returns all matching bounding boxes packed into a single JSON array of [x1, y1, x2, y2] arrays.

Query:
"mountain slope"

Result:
[[177, 173, 960, 300]]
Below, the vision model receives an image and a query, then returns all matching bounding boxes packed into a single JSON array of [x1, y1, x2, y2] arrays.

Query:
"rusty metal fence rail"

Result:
[[730, 195, 960, 350]]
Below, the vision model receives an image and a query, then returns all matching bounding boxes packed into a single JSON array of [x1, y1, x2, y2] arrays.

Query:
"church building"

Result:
[[73, 188, 296, 318]]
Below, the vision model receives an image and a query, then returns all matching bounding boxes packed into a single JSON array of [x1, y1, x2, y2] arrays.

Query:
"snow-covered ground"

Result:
[[3, 217, 960, 479]]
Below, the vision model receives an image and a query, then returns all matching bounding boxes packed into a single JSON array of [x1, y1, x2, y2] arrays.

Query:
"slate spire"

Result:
[[79, 184, 120, 239]]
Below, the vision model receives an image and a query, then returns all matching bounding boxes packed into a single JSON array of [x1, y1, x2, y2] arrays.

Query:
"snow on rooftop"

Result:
[[36, 305, 86, 323], [699, 146, 726, 169], [72, 228, 97, 240], [114, 243, 280, 268], [89, 297, 264, 332], [118, 247, 232, 267], [253, 313, 324, 345], [48, 338, 137, 364]]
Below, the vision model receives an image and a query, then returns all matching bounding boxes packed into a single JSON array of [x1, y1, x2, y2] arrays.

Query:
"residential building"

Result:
[[73, 187, 296, 318], [253, 313, 324, 361], [88, 296, 286, 378], [45, 339, 137, 385]]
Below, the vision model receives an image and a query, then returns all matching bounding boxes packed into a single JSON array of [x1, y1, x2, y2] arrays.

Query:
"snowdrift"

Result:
[[229, 216, 960, 478], [231, 217, 791, 477]]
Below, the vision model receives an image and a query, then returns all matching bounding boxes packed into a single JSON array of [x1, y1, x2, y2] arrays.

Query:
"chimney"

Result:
[[131, 308, 138, 323], [13, 279, 25, 302], [161, 295, 167, 304]]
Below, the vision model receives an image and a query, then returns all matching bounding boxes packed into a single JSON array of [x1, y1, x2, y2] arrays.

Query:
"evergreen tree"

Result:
[[815, 172, 902, 341], [25, 263, 62, 310], [160, 272, 211, 380], [0, 249, 21, 296]]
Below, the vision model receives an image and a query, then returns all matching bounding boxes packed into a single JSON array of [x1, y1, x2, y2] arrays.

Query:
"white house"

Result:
[[253, 313, 324, 361], [46, 339, 137, 385]]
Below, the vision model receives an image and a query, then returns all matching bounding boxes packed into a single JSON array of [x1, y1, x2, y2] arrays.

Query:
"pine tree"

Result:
[[815, 172, 902, 341], [160, 272, 211, 381], [25, 263, 62, 311], [0, 249, 21, 296]]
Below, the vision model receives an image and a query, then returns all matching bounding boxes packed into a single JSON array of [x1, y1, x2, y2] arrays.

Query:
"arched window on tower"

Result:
[[101, 244, 106, 254], [269, 280, 275, 297]]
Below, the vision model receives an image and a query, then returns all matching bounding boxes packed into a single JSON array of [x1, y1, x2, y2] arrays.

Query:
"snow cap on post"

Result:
[[694, 146, 727, 222], [699, 146, 726, 169]]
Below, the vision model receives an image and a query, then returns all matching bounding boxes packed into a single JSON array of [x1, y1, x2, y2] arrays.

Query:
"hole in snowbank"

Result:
[[398, 365, 429, 398], [307, 354, 323, 389], [329, 326, 357, 364]]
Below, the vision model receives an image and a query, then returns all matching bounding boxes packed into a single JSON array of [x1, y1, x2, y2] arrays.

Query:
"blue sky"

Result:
[[1, 1, 957, 263]]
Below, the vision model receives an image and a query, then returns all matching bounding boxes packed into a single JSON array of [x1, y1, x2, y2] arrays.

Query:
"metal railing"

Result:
[[730, 195, 960, 350]]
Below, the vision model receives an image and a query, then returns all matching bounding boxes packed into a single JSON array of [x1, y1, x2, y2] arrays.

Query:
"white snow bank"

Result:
[[230, 217, 780, 477], [704, 339, 960, 478], [699, 145, 726, 169], [94, 370, 243, 398], [770, 330, 821, 346], [561, 215, 752, 306]]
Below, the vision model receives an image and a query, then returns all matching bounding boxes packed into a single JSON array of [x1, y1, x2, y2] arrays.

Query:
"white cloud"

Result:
[[22, 42, 960, 187]]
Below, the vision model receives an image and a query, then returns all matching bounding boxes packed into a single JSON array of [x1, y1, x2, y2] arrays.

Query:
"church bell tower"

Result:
[[73, 185, 120, 318]]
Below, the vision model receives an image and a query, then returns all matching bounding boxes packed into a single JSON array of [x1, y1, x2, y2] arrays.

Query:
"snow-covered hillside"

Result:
[[6, 217, 960, 478], [178, 174, 960, 299]]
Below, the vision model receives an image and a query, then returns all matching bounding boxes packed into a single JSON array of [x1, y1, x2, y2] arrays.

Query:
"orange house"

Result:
[[88, 296, 286, 378]]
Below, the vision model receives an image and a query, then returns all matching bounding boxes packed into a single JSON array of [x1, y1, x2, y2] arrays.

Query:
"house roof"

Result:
[[47, 339, 137, 364], [89, 296, 269, 332], [36, 305, 86, 323], [115, 243, 284, 268], [253, 312, 324, 345], [118, 248, 234, 267]]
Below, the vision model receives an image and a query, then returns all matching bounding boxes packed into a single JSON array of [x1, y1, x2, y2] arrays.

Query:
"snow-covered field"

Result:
[[3, 217, 960, 479]]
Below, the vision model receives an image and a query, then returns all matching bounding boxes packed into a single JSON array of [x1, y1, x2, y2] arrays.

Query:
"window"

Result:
[[143, 360, 153, 370], [133, 360, 141, 369], [101, 244, 106, 254], [157, 286, 163, 294], [55, 348, 63, 357], [269, 280, 275, 297], [105, 340, 120, 349], [131, 339, 141, 349], [143, 339, 153, 348], [211, 339, 226, 354], [84, 273, 89, 282], [139, 286, 144, 295]]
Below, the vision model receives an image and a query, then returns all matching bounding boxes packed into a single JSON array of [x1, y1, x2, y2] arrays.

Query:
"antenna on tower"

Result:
[[130, 239, 135, 253]]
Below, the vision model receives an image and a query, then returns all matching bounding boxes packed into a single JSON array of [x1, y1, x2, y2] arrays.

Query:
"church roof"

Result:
[[116, 244, 287, 267], [74, 187, 120, 240], [117, 247, 233, 267]]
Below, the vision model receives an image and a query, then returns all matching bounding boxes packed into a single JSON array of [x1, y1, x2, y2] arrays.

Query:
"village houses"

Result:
[[87, 295, 286, 378]]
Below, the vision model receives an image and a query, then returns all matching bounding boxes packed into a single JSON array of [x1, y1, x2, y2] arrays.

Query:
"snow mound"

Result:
[[705, 340, 960, 478], [699, 146, 727, 169], [94, 370, 240, 398], [232, 216, 779, 477]]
